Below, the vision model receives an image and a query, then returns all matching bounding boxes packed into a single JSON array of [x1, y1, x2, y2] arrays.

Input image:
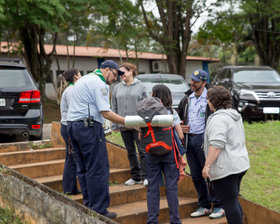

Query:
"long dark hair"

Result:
[[152, 84, 173, 113]]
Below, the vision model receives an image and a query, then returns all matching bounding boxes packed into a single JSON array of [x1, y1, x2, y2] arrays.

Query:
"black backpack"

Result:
[[137, 97, 173, 156]]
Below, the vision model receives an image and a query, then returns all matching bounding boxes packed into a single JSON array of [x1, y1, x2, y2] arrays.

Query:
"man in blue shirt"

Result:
[[67, 60, 125, 219], [177, 70, 224, 219]]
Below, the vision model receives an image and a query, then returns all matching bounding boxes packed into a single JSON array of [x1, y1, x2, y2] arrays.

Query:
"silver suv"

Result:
[[137, 74, 190, 110]]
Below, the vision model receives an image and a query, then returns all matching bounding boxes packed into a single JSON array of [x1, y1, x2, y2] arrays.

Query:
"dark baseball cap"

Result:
[[190, 69, 208, 82], [100, 60, 124, 76]]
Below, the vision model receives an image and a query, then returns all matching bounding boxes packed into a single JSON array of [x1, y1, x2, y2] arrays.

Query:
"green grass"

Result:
[[241, 120, 280, 212], [106, 121, 280, 212], [0, 206, 26, 224]]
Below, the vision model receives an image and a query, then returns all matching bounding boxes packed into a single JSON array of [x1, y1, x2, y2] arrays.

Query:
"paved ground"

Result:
[[43, 123, 52, 140], [0, 123, 52, 143]]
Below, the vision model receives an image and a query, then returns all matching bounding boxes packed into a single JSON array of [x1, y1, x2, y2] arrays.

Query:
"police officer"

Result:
[[67, 60, 125, 219], [177, 70, 224, 219]]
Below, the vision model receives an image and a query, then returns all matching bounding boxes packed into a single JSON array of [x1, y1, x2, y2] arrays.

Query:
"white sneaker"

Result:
[[209, 208, 225, 219], [143, 179, 148, 187], [190, 207, 211, 217], [125, 178, 142, 186]]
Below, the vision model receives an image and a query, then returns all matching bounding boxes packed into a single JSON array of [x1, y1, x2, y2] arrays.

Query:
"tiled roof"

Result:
[[0, 42, 219, 62]]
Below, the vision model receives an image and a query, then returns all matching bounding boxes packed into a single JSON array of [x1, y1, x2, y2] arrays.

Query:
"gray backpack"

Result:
[[137, 97, 173, 155]]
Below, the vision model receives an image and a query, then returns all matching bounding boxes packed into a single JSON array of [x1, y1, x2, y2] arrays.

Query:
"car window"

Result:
[[233, 70, 280, 83], [138, 78, 189, 93], [0, 68, 34, 88]]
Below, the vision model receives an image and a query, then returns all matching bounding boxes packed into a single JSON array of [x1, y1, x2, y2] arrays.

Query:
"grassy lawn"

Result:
[[106, 120, 280, 213], [241, 121, 280, 212]]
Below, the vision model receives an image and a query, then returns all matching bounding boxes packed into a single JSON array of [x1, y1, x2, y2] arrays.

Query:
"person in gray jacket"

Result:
[[111, 62, 149, 186], [202, 86, 250, 224]]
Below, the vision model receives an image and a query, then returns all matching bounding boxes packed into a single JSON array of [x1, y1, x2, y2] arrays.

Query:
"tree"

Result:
[[242, 0, 280, 69], [87, 0, 150, 66], [2, 0, 67, 100], [138, 0, 219, 76]]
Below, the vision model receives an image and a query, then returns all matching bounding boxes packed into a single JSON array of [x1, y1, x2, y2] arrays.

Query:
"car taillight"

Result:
[[18, 90, 41, 103], [31, 124, 41, 129]]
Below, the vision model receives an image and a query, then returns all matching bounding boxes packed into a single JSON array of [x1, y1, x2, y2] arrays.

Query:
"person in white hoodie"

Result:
[[202, 86, 250, 224], [111, 62, 149, 186]]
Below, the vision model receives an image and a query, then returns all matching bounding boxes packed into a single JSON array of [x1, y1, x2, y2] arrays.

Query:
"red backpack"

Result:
[[137, 97, 173, 155]]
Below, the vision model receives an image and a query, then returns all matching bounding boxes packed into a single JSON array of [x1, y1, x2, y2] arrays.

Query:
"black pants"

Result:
[[212, 171, 247, 224], [121, 130, 146, 181]]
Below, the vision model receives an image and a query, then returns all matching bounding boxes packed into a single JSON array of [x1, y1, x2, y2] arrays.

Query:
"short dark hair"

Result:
[[62, 68, 79, 83], [207, 86, 232, 110], [152, 84, 173, 113]]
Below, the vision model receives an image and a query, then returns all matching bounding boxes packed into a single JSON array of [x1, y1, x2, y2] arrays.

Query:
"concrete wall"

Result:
[[0, 166, 118, 224]]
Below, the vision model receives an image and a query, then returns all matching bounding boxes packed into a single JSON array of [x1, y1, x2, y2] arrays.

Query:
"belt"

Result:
[[188, 133, 203, 136]]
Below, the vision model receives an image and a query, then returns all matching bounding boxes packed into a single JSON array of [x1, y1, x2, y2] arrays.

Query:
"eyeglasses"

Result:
[[110, 69, 118, 78]]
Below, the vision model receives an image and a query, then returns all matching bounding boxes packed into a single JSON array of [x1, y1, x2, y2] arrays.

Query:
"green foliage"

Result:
[[3, 0, 66, 31], [241, 0, 280, 69], [28, 141, 53, 149], [0, 206, 26, 224]]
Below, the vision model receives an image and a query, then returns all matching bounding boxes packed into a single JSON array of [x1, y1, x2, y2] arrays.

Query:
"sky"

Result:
[[141, 0, 235, 33]]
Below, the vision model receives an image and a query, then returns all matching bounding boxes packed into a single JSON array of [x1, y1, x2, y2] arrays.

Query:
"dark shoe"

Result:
[[104, 212, 117, 219]]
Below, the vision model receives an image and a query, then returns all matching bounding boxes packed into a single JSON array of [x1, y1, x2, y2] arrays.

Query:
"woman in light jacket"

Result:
[[202, 86, 250, 224], [111, 62, 149, 186]]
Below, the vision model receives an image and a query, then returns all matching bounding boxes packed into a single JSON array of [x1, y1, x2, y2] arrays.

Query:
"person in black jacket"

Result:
[[177, 70, 224, 219]]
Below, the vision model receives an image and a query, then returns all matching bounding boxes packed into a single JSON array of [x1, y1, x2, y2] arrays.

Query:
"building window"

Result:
[[46, 70, 53, 83]]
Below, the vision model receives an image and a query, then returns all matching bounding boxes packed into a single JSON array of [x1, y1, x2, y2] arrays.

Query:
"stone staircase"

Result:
[[0, 140, 227, 224]]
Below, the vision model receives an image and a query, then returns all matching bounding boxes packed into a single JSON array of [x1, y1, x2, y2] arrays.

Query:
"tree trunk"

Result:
[[140, 0, 194, 77], [19, 25, 57, 101]]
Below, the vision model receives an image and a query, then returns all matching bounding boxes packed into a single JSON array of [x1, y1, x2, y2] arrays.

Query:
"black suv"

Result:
[[212, 66, 280, 120], [0, 59, 43, 141]]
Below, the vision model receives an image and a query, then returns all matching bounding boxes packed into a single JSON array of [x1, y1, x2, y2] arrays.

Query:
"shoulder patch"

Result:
[[101, 88, 108, 96]]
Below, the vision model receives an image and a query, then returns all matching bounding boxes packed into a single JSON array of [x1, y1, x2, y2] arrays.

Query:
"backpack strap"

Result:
[[171, 128, 179, 169], [144, 122, 173, 153]]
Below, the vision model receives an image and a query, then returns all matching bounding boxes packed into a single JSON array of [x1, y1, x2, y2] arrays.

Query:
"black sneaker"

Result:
[[104, 212, 117, 219]]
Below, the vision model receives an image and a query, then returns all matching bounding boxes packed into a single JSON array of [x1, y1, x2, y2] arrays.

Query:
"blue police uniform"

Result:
[[67, 69, 111, 215], [187, 88, 222, 209]]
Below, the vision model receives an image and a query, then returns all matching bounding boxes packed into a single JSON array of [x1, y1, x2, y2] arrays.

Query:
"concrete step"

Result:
[[0, 140, 52, 153], [110, 197, 197, 224], [0, 148, 65, 166], [35, 168, 131, 194], [161, 216, 227, 224], [9, 159, 65, 179]]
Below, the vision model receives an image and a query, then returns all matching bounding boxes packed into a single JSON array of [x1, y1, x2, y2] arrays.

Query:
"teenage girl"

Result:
[[146, 84, 183, 224]]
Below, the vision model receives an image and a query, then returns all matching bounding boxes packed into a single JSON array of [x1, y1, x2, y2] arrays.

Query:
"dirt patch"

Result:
[[42, 102, 60, 123]]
